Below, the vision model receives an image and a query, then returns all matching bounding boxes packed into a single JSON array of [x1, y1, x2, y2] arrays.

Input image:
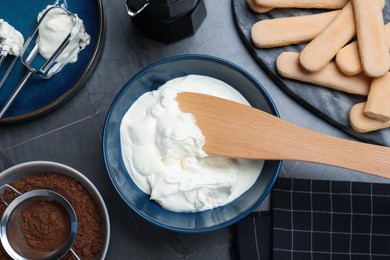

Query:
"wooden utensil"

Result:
[[176, 92, 390, 179]]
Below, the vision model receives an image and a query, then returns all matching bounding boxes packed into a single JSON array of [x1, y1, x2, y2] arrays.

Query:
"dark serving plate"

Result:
[[0, 0, 104, 124], [232, 0, 390, 146]]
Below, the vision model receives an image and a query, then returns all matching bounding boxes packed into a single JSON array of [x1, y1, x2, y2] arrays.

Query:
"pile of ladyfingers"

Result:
[[249, 0, 390, 133]]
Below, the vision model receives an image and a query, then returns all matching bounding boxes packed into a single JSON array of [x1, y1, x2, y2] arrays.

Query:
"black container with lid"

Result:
[[126, 0, 207, 43]]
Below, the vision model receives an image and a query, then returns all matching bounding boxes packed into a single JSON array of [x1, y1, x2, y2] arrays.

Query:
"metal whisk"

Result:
[[0, 5, 81, 119], [0, 20, 23, 93]]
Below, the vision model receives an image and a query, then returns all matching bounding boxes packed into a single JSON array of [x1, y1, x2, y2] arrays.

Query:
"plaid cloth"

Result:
[[236, 211, 272, 260], [236, 178, 390, 259]]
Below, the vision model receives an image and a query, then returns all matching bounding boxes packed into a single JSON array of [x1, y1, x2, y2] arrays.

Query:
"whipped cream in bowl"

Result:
[[120, 75, 264, 212], [103, 55, 281, 232]]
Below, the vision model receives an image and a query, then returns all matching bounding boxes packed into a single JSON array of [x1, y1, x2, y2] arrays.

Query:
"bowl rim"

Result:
[[0, 160, 111, 258], [103, 54, 282, 232]]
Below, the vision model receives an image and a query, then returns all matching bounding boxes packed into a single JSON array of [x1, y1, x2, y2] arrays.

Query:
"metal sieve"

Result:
[[0, 184, 79, 260]]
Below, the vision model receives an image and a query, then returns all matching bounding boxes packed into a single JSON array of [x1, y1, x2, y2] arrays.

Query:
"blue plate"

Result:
[[0, 0, 104, 124], [103, 54, 282, 233]]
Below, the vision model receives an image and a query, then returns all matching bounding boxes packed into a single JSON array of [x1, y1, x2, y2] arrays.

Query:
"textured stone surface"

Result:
[[2, 1, 390, 259]]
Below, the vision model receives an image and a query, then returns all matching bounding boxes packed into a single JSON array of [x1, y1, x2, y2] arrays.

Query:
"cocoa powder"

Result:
[[0, 173, 104, 260], [22, 200, 71, 252]]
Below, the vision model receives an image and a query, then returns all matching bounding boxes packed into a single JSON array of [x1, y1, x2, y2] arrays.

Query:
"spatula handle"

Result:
[[274, 123, 390, 179], [234, 106, 390, 179]]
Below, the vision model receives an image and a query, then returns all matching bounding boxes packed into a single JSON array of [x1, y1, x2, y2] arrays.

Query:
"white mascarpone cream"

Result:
[[120, 75, 264, 212], [37, 5, 90, 76], [0, 19, 24, 56]]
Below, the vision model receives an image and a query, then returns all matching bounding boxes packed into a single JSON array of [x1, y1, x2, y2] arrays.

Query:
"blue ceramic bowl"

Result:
[[103, 54, 281, 233]]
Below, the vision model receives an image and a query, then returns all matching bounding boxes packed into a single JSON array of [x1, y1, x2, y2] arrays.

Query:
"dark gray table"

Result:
[[1, 1, 389, 259]]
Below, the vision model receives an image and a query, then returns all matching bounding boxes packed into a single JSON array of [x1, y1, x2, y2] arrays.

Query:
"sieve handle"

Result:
[[0, 184, 22, 206], [70, 248, 81, 260]]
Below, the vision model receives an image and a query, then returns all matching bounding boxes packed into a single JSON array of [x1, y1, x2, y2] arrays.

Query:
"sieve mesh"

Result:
[[0, 188, 78, 260], [7, 197, 71, 259]]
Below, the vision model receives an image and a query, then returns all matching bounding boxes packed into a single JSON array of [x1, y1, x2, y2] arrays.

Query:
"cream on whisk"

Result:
[[36, 5, 90, 76], [0, 19, 24, 56], [120, 75, 264, 212]]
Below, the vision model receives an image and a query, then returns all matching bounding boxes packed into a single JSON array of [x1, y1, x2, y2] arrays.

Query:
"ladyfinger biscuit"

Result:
[[247, 0, 273, 13], [251, 10, 340, 48], [277, 52, 371, 96], [353, 0, 390, 77], [364, 72, 390, 122], [335, 42, 361, 76], [350, 102, 390, 133], [298, 2, 356, 72], [336, 22, 390, 76], [255, 0, 348, 9]]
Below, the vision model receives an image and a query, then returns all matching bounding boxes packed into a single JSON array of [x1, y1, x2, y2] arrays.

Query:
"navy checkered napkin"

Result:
[[236, 211, 272, 259], [236, 178, 390, 259]]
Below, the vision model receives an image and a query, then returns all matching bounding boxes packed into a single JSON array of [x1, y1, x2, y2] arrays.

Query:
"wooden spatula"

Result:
[[176, 92, 390, 179]]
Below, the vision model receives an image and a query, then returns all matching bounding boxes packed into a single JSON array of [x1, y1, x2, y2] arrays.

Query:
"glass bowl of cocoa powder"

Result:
[[0, 161, 110, 259]]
